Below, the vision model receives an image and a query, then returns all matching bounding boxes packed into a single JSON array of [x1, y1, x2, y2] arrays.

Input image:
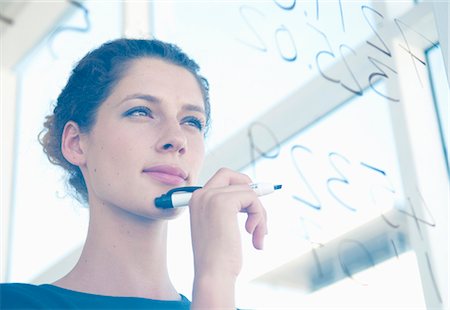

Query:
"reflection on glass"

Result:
[[239, 252, 425, 309], [426, 44, 450, 174]]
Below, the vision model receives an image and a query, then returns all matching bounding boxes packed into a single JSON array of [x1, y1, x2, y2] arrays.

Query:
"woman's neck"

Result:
[[53, 201, 180, 300]]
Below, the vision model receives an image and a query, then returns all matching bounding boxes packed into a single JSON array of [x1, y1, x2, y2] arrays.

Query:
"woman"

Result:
[[0, 38, 267, 309]]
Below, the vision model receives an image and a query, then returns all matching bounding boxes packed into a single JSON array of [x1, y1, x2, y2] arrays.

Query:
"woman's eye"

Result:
[[183, 116, 204, 132], [124, 106, 153, 118]]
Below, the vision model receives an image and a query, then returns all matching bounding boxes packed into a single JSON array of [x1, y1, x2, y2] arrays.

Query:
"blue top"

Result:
[[0, 283, 191, 309]]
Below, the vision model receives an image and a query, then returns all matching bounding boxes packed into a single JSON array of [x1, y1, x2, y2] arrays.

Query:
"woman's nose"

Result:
[[155, 123, 187, 155]]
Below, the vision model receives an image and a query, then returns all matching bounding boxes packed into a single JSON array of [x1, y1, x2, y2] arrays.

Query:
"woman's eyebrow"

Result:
[[119, 93, 205, 115], [183, 103, 205, 115], [118, 93, 161, 105]]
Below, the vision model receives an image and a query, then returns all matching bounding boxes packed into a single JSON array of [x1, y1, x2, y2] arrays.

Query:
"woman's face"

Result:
[[80, 57, 206, 219]]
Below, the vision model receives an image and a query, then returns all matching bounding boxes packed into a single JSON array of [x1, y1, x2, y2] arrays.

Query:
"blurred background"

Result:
[[1, 1, 448, 308]]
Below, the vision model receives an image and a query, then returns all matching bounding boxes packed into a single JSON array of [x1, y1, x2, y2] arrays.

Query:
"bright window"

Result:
[[9, 1, 122, 282]]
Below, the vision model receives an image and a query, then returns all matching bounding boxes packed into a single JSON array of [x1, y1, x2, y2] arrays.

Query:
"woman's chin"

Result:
[[134, 204, 187, 221], [157, 206, 187, 220]]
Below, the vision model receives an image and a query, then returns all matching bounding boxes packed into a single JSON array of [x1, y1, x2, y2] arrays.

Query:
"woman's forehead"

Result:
[[104, 58, 205, 109], [124, 58, 200, 90]]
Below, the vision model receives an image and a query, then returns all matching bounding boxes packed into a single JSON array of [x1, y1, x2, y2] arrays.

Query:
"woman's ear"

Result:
[[61, 121, 87, 166]]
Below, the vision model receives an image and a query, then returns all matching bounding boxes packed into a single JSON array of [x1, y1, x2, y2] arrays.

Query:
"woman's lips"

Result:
[[143, 165, 187, 186], [144, 171, 186, 185]]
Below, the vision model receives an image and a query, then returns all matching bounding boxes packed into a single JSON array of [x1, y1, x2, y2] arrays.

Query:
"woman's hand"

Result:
[[189, 168, 268, 309]]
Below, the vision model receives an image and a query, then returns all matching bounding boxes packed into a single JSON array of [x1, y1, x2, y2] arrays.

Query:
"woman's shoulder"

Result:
[[0, 283, 191, 309], [0, 283, 74, 309], [1, 283, 48, 299]]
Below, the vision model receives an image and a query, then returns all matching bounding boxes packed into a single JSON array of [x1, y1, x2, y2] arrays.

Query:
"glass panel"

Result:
[[240, 83, 404, 254], [233, 84, 420, 307], [9, 1, 122, 282]]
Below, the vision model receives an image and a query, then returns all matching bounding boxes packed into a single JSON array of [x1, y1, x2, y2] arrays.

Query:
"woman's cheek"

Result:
[[191, 143, 205, 182]]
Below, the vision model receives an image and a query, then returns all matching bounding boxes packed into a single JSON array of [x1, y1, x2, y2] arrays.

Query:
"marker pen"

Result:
[[155, 183, 282, 209]]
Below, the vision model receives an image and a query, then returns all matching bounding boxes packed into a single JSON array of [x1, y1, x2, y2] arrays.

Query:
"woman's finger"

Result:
[[252, 221, 267, 250], [243, 200, 267, 250], [203, 168, 253, 188]]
